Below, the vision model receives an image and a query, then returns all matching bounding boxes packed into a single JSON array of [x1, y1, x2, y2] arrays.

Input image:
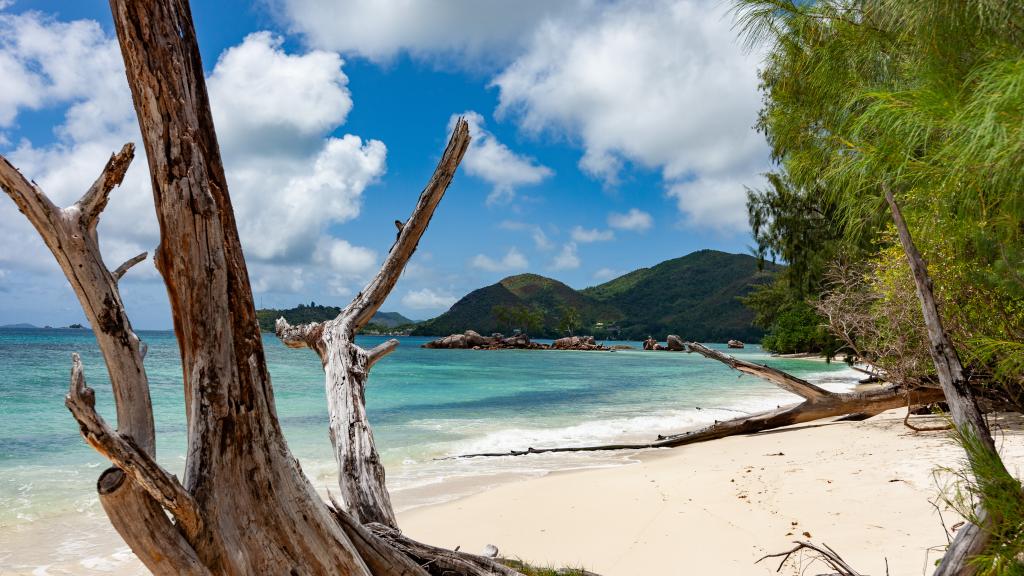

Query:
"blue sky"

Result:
[[0, 0, 768, 328]]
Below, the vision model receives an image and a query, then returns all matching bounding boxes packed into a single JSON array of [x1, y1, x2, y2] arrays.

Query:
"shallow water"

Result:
[[0, 329, 859, 573]]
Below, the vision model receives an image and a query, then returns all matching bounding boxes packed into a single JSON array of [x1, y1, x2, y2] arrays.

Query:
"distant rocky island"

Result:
[[256, 306, 418, 335], [0, 323, 89, 329]]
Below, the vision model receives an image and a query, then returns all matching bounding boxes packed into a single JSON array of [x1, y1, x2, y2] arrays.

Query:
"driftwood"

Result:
[[275, 118, 470, 528], [0, 1, 536, 574], [451, 342, 944, 459], [755, 541, 863, 576]]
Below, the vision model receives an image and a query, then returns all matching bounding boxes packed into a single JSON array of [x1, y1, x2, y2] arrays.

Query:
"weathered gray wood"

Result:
[[0, 142, 198, 574], [452, 344, 944, 459], [0, 143, 154, 453], [112, 251, 147, 280], [276, 118, 470, 528], [367, 523, 526, 576], [685, 343, 832, 401], [102, 0, 379, 572], [66, 354, 202, 538], [97, 468, 211, 576], [4, 2, 511, 573], [326, 494, 431, 576], [884, 186, 1008, 576]]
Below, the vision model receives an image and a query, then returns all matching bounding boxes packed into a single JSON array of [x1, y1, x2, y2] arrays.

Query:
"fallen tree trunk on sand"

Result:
[[450, 342, 945, 459]]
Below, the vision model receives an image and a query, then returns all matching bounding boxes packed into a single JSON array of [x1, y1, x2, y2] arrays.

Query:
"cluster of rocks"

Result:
[[421, 331, 609, 351], [727, 339, 745, 349], [550, 335, 605, 350], [642, 334, 687, 351]]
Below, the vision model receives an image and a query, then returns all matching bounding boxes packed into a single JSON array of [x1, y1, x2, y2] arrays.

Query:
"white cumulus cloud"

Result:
[[208, 32, 386, 263], [499, 220, 553, 250], [492, 0, 767, 231], [450, 111, 552, 205], [273, 0, 591, 64], [314, 238, 378, 275], [570, 226, 614, 243], [549, 242, 580, 271], [471, 247, 529, 272], [607, 208, 653, 232], [0, 15, 385, 313], [402, 288, 457, 310]]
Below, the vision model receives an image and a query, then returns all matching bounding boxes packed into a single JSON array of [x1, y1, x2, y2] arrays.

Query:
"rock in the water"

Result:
[[422, 333, 468, 348], [666, 334, 685, 351], [642, 337, 659, 351], [727, 339, 745, 349], [610, 344, 635, 350], [464, 329, 489, 347], [551, 335, 599, 350]]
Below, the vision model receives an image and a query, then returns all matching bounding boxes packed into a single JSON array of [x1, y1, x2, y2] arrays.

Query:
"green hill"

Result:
[[255, 304, 415, 332], [581, 249, 778, 341], [411, 274, 623, 338], [412, 250, 777, 341]]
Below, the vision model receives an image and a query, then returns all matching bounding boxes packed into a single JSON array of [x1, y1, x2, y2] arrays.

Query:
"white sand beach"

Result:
[[400, 409, 1024, 575]]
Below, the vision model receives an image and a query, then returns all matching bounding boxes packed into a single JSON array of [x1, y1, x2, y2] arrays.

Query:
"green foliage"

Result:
[[736, 2, 1024, 566], [745, 279, 838, 354], [581, 249, 778, 341], [414, 274, 621, 338], [942, 425, 1024, 575], [735, 0, 1024, 384], [415, 250, 777, 341], [499, 559, 594, 576], [557, 306, 581, 336]]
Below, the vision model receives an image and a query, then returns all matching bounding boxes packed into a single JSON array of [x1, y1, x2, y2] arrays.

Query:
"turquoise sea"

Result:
[[0, 329, 860, 574]]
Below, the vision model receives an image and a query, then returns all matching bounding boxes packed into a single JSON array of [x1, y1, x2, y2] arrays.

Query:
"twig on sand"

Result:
[[756, 540, 863, 575]]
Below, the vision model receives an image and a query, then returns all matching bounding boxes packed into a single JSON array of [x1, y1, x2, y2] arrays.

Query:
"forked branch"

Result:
[[756, 540, 863, 575], [66, 354, 201, 538], [113, 251, 148, 281], [342, 118, 471, 334], [275, 118, 471, 529], [77, 143, 135, 228]]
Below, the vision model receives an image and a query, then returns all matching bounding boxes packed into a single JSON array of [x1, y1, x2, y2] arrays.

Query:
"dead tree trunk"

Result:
[[1, 1, 520, 574], [452, 342, 945, 459], [275, 120, 471, 528], [884, 186, 1012, 576]]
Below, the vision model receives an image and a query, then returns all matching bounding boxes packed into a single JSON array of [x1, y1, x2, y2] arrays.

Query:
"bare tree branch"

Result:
[[76, 143, 135, 228], [885, 185, 1007, 575], [66, 354, 202, 538], [275, 317, 323, 350], [97, 468, 211, 576], [367, 339, 399, 369], [274, 118, 472, 529], [756, 540, 863, 575], [0, 154, 60, 230], [686, 342, 832, 401], [343, 118, 471, 334], [113, 251, 148, 281]]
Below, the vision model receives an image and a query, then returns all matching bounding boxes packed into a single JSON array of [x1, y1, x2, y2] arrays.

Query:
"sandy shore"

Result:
[[400, 409, 1024, 575]]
